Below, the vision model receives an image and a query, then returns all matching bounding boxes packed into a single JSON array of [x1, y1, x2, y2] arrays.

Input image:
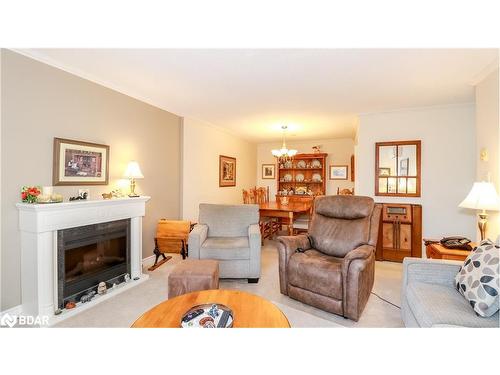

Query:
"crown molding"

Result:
[[358, 101, 475, 117], [469, 55, 499, 86], [9, 48, 187, 117]]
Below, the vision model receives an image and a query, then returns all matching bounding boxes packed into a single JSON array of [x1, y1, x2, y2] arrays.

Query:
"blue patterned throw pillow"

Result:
[[455, 240, 499, 317]]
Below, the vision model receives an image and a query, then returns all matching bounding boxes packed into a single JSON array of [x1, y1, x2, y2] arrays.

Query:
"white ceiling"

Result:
[[19, 48, 498, 142]]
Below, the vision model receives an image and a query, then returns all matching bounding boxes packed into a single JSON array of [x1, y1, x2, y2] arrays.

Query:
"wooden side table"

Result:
[[425, 242, 475, 261]]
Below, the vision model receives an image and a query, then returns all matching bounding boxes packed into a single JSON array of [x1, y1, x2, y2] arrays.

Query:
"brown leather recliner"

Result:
[[277, 195, 382, 321]]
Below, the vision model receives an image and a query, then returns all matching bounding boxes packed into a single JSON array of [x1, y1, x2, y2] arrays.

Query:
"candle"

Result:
[[42, 186, 53, 196]]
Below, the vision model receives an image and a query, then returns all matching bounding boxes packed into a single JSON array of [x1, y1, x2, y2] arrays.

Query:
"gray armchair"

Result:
[[401, 258, 499, 327], [188, 204, 261, 283]]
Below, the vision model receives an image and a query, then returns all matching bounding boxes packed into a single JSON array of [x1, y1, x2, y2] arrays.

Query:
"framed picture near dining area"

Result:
[[53, 138, 109, 186], [329, 165, 348, 180], [262, 164, 276, 179], [219, 155, 236, 187]]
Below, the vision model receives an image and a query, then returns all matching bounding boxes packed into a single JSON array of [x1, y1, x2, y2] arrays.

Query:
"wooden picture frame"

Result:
[[219, 155, 236, 187], [262, 164, 276, 179], [375, 140, 421, 197], [53, 138, 109, 186], [329, 165, 348, 180]]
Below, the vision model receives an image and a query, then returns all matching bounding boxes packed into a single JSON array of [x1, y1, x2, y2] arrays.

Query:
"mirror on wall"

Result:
[[375, 140, 421, 197]]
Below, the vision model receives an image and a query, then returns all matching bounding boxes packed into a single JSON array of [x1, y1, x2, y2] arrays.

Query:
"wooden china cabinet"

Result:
[[276, 153, 328, 203]]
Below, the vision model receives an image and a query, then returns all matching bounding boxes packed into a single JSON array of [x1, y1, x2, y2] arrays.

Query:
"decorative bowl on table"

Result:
[[181, 303, 234, 328]]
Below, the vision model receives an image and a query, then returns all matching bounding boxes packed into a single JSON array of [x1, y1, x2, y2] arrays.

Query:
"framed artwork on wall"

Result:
[[262, 164, 276, 179], [329, 165, 348, 180], [53, 138, 109, 186], [219, 155, 236, 187]]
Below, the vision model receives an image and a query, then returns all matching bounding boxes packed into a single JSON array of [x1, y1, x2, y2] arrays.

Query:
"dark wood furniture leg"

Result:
[[148, 238, 172, 271]]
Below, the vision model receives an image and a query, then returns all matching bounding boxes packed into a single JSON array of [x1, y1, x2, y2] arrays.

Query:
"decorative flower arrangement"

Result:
[[21, 186, 41, 203]]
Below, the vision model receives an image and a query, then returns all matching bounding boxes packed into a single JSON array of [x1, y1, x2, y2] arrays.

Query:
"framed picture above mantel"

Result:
[[53, 138, 110, 186]]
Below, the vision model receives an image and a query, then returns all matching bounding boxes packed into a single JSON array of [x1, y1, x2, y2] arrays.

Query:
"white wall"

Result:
[[257, 138, 355, 198], [475, 67, 500, 242], [181, 117, 257, 222], [1, 50, 182, 310], [355, 104, 477, 250]]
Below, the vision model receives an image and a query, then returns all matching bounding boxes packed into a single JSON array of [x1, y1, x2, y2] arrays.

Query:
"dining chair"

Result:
[[245, 186, 279, 243], [242, 189, 250, 204], [292, 203, 313, 235], [337, 187, 354, 195]]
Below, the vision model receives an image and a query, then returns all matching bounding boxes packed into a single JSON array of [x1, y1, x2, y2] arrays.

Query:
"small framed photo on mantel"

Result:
[[53, 138, 110, 186]]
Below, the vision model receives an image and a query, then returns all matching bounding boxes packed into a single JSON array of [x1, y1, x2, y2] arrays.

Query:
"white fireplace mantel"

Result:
[[16, 196, 150, 325]]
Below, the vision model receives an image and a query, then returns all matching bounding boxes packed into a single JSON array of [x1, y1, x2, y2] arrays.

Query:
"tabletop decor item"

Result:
[[97, 282, 107, 295], [69, 192, 88, 201], [53, 138, 109, 186], [181, 303, 234, 328], [219, 155, 236, 187], [21, 186, 41, 203], [124, 161, 144, 197]]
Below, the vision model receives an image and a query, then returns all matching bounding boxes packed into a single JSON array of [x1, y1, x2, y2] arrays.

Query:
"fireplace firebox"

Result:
[[57, 219, 131, 309]]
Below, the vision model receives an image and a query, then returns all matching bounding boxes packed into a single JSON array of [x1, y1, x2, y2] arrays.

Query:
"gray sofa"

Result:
[[401, 258, 499, 327], [188, 203, 261, 282]]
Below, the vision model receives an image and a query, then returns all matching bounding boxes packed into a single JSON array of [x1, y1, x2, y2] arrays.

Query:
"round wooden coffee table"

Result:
[[131, 289, 290, 328]]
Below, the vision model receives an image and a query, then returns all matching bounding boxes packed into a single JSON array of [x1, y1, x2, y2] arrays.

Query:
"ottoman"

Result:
[[168, 259, 219, 298]]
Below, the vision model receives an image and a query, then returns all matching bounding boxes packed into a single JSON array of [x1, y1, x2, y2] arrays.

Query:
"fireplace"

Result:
[[57, 219, 131, 309]]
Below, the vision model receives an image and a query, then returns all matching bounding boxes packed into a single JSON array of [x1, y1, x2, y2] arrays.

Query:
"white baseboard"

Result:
[[142, 254, 156, 268], [142, 253, 179, 268], [0, 304, 22, 317]]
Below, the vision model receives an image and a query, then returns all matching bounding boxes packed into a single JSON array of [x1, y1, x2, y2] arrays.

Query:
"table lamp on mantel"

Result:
[[124, 161, 144, 198], [459, 181, 500, 241]]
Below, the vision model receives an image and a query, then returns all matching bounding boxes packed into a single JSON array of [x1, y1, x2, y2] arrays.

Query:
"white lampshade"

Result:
[[123, 161, 144, 179], [459, 182, 500, 211]]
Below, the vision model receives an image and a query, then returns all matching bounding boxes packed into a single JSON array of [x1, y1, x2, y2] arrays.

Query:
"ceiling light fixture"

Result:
[[271, 125, 297, 163]]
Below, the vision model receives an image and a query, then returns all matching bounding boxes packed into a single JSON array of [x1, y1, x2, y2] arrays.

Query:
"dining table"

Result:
[[258, 201, 312, 236]]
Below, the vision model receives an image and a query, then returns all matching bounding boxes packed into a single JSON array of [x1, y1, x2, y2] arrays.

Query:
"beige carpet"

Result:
[[54, 240, 404, 328]]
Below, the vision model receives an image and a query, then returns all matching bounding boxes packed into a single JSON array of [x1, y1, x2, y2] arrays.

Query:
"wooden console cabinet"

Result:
[[376, 203, 422, 262]]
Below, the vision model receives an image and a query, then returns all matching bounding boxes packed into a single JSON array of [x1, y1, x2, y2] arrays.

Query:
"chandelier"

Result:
[[271, 125, 297, 163]]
